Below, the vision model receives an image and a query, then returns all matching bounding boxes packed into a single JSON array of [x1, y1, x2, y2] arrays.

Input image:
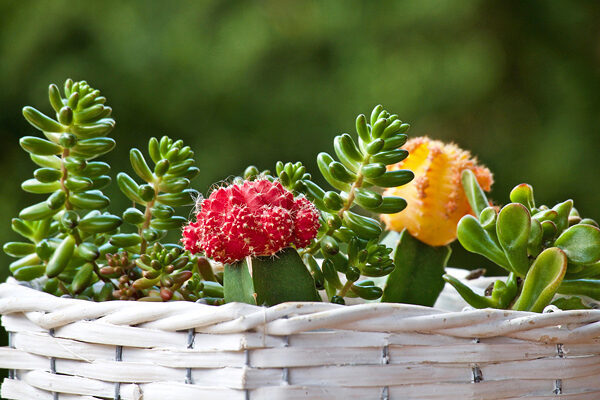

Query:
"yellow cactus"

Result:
[[381, 137, 493, 246]]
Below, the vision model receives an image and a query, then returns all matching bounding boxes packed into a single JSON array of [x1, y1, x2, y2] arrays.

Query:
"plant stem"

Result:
[[139, 178, 161, 254], [337, 280, 353, 297]]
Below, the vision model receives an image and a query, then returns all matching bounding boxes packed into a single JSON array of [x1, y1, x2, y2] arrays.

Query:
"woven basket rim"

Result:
[[2, 278, 600, 342]]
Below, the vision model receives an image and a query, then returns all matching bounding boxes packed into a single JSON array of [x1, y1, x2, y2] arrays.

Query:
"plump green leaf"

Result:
[[461, 169, 489, 218], [69, 190, 110, 209], [19, 201, 60, 220], [509, 184, 535, 211], [130, 148, 155, 183], [496, 203, 531, 276], [46, 235, 76, 278], [552, 296, 591, 310], [3, 242, 36, 258], [157, 189, 198, 207], [20, 136, 63, 156], [78, 214, 122, 233], [13, 264, 46, 281], [555, 224, 600, 265], [354, 188, 383, 209], [443, 274, 497, 309], [72, 263, 94, 294], [150, 216, 187, 230], [109, 233, 142, 248], [364, 169, 413, 187], [22, 106, 64, 133], [558, 279, 600, 300], [371, 149, 408, 165], [21, 179, 61, 194], [382, 229, 451, 306], [457, 215, 512, 272], [71, 138, 116, 159], [513, 247, 567, 312], [342, 210, 383, 239], [369, 196, 407, 214]]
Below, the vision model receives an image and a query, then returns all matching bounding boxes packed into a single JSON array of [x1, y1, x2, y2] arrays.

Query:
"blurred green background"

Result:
[[1, 0, 599, 385]]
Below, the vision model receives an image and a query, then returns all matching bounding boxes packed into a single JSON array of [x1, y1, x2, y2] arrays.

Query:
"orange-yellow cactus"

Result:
[[381, 137, 493, 246]]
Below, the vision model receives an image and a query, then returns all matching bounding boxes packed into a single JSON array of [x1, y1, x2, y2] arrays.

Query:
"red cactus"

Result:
[[182, 179, 320, 264]]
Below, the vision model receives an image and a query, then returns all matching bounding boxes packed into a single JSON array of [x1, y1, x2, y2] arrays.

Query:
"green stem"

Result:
[[139, 177, 161, 254], [337, 279, 353, 297]]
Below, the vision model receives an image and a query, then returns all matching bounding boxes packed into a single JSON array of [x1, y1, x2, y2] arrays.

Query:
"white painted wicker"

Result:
[[1, 276, 600, 400]]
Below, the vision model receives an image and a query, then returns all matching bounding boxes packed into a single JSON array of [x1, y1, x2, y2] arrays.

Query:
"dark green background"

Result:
[[1, 0, 599, 385]]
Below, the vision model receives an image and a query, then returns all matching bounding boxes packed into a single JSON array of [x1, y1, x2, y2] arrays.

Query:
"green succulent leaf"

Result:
[[364, 169, 413, 187], [558, 279, 600, 301], [46, 235, 76, 278], [513, 247, 567, 312], [509, 184, 535, 211], [555, 224, 600, 265], [20, 136, 63, 156], [22, 106, 64, 133], [457, 215, 512, 272], [130, 148, 155, 183], [443, 274, 497, 309], [461, 169, 489, 218], [78, 214, 122, 233], [342, 210, 383, 239], [496, 203, 531, 276]]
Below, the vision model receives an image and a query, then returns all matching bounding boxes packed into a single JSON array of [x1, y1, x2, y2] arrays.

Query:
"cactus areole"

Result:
[[182, 179, 320, 264]]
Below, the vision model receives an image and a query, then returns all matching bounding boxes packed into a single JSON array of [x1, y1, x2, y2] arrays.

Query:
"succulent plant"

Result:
[[269, 106, 415, 304], [445, 170, 600, 311], [2, 79, 212, 302]]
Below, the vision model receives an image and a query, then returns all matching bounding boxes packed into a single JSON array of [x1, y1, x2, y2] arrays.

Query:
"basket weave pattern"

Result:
[[1, 279, 600, 400]]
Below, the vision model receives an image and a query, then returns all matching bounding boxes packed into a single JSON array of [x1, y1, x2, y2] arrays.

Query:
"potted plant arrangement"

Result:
[[1, 79, 599, 400]]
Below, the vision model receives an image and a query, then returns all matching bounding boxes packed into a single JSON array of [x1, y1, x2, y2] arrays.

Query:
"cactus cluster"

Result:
[[182, 179, 320, 264], [445, 170, 600, 311], [2, 79, 214, 302]]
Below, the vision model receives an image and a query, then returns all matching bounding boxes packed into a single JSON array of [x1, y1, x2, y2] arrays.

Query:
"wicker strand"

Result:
[[554, 343, 564, 395], [185, 328, 194, 385], [114, 345, 122, 400], [8, 332, 15, 380], [381, 345, 390, 400], [48, 328, 58, 400]]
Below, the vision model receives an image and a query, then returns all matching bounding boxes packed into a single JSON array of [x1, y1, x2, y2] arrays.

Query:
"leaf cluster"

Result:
[[3, 79, 220, 303], [273, 106, 415, 304], [446, 170, 600, 311]]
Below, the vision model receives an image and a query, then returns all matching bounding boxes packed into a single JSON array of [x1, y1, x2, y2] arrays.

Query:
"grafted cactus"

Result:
[[445, 170, 600, 311]]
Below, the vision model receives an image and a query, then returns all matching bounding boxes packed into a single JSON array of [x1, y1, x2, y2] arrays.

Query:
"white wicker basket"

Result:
[[1, 275, 600, 400]]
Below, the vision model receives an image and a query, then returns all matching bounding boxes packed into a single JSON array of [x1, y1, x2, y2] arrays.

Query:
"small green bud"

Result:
[[58, 107, 73, 125], [61, 210, 80, 229], [154, 159, 170, 177], [244, 165, 260, 180], [139, 184, 155, 202]]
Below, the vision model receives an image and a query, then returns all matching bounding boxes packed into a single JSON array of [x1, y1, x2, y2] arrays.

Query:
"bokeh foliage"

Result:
[[1, 0, 599, 377]]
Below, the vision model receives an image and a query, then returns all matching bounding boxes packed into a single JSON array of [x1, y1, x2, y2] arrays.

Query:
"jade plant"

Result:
[[444, 170, 600, 311]]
